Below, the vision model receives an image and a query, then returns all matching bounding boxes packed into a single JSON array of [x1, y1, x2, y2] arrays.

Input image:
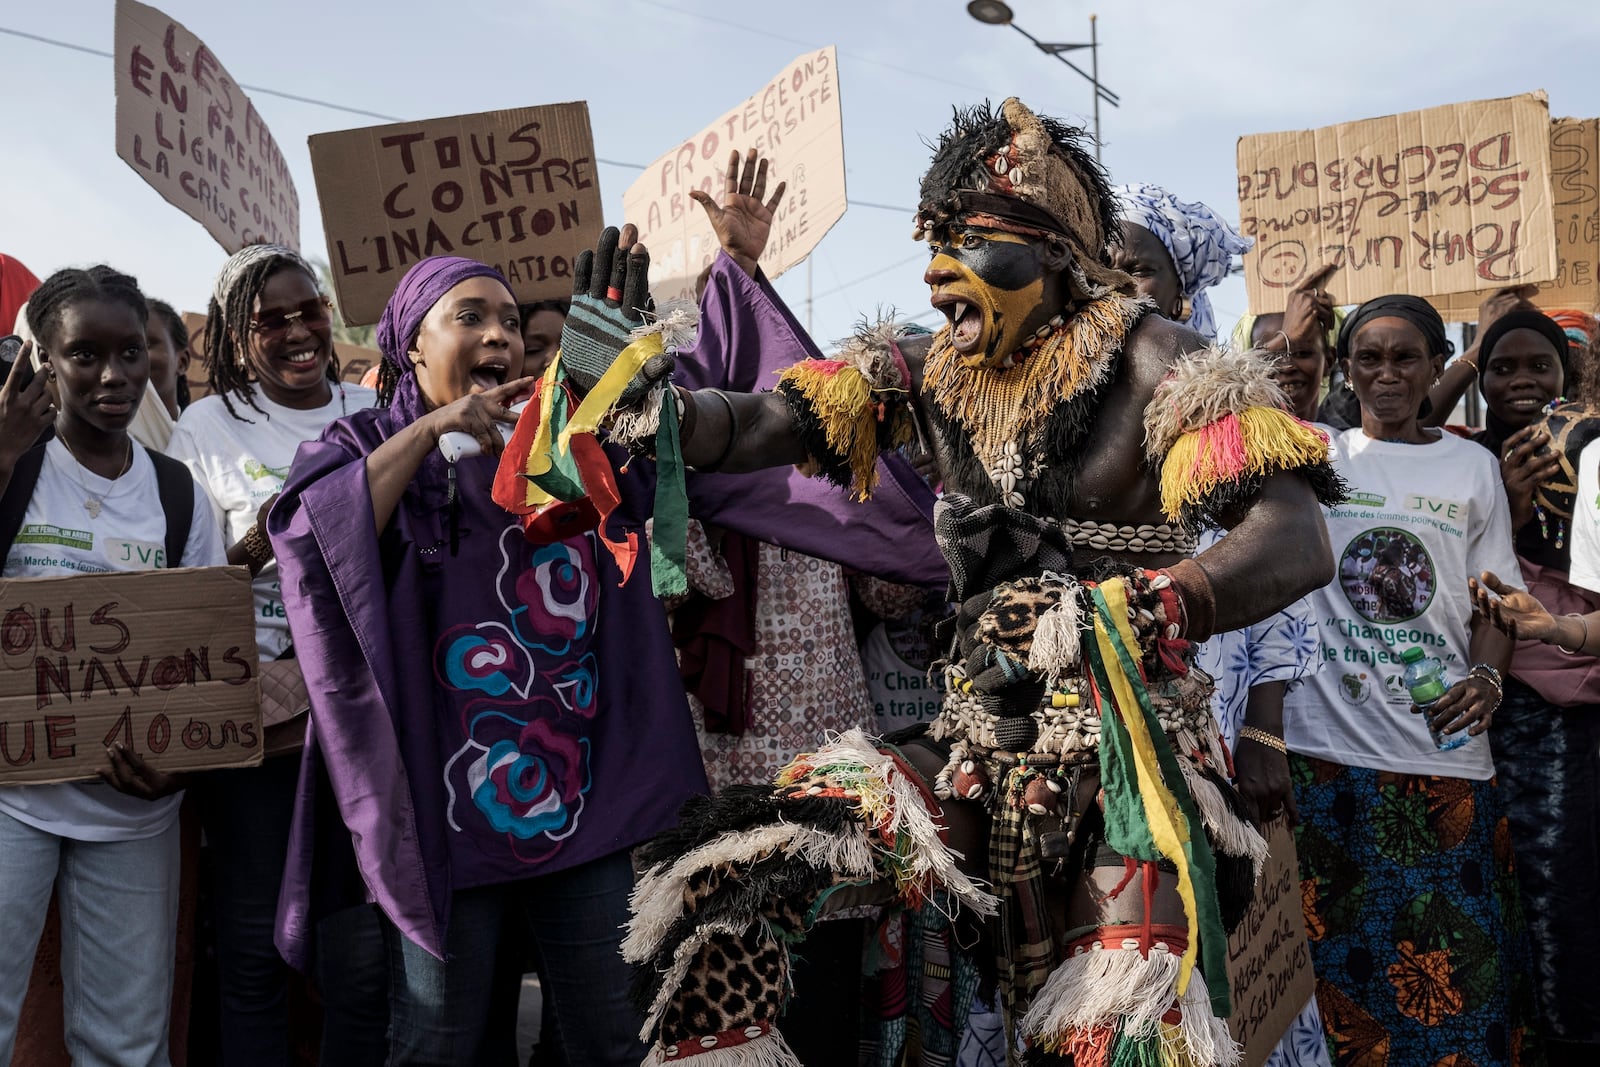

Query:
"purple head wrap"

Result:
[[376, 256, 513, 371]]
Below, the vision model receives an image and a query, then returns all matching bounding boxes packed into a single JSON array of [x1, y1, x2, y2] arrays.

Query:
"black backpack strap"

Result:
[[0, 444, 49, 565], [149, 451, 196, 569]]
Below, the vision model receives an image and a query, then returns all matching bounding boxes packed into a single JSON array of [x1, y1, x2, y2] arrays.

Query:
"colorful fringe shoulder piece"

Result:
[[624, 729, 996, 1065], [1142, 346, 1346, 529], [775, 317, 917, 501]]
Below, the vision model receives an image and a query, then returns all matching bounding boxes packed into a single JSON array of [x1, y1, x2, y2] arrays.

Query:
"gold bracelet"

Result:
[[1238, 725, 1287, 753], [1456, 356, 1480, 377], [242, 523, 274, 567]]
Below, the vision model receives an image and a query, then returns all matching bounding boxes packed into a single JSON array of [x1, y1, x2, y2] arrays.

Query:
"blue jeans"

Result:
[[0, 812, 180, 1067], [385, 849, 645, 1067]]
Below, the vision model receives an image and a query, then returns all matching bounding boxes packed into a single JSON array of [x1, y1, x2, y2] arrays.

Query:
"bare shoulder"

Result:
[[1122, 314, 1214, 395]]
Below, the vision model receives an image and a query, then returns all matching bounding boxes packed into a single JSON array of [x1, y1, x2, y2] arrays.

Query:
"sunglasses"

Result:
[[249, 298, 333, 340]]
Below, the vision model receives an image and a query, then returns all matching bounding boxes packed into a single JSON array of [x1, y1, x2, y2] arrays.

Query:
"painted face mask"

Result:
[[926, 224, 1050, 369]]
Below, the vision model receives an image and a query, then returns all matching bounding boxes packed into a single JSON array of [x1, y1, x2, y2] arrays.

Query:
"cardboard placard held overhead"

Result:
[[1237, 92, 1557, 313], [1226, 820, 1316, 1067], [624, 47, 846, 304], [0, 567, 262, 786], [1433, 118, 1600, 320], [310, 103, 603, 326], [113, 0, 299, 252]]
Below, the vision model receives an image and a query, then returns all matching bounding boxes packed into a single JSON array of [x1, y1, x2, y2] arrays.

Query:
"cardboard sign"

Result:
[[1237, 92, 1557, 313], [1434, 117, 1600, 320], [310, 103, 603, 326], [1226, 819, 1316, 1067], [0, 567, 262, 785], [623, 47, 846, 303], [113, 0, 300, 252]]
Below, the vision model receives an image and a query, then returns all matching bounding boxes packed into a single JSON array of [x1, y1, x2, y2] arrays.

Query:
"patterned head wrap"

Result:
[[376, 256, 512, 372], [1112, 183, 1251, 341], [212, 243, 315, 307], [1548, 309, 1599, 355], [913, 98, 1133, 303]]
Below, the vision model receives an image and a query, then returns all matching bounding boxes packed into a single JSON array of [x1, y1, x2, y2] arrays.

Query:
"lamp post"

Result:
[[966, 2, 1118, 159]]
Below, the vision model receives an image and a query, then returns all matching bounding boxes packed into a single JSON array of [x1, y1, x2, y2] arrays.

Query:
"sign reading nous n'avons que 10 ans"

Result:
[[0, 567, 262, 786]]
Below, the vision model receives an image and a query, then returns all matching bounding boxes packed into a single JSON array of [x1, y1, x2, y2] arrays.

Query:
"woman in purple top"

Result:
[[269, 254, 706, 1064]]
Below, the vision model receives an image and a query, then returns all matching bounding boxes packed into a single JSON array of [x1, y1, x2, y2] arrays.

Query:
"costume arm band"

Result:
[[1162, 557, 1217, 643], [774, 319, 915, 501], [1143, 347, 1347, 529]]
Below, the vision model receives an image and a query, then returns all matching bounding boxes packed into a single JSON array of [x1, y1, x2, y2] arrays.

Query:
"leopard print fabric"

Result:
[[658, 929, 788, 1045], [975, 578, 1059, 659]]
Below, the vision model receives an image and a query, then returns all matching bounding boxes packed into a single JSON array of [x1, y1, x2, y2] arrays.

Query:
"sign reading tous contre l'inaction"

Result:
[[623, 47, 846, 304], [1226, 819, 1316, 1067], [113, 0, 299, 252], [1237, 92, 1557, 313], [1433, 117, 1600, 320], [0, 567, 262, 786], [310, 103, 603, 326]]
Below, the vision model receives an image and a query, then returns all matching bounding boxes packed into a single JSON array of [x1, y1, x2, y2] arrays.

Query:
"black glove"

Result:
[[560, 227, 672, 404]]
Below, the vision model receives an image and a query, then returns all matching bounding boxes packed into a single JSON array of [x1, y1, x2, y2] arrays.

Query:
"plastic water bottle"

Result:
[[1400, 647, 1468, 752]]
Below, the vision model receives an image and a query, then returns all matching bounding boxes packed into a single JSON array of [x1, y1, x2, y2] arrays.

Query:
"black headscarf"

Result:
[[1336, 295, 1453, 423], [1477, 307, 1571, 387], [1335, 294, 1454, 362]]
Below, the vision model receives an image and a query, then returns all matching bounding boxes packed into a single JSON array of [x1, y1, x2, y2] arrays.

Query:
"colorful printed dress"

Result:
[[1284, 428, 1538, 1066]]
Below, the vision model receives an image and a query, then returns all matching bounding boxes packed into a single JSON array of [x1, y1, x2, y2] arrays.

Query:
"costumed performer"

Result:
[[524, 99, 1343, 1064]]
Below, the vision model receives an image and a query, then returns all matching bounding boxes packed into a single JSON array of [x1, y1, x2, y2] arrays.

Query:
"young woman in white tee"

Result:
[[165, 244, 383, 1067], [0, 266, 226, 1066]]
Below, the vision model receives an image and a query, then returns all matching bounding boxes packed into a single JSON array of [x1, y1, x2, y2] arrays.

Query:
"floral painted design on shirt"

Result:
[[438, 527, 599, 862]]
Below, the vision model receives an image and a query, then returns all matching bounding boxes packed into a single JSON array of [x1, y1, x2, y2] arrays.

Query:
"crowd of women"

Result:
[[0, 130, 1597, 1067]]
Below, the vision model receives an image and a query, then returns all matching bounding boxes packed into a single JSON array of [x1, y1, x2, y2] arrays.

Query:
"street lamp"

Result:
[[965, 1, 1118, 159]]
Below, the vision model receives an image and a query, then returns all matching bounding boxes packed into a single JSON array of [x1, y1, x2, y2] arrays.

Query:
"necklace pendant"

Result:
[[84, 498, 102, 519]]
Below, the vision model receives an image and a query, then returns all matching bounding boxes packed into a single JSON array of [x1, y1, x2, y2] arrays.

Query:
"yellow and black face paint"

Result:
[[927, 226, 1048, 369]]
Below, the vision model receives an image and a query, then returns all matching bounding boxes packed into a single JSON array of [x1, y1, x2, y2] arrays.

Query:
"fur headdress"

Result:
[[913, 98, 1133, 302]]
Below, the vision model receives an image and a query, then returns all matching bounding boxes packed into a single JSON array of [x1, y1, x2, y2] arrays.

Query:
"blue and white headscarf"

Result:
[[1113, 183, 1252, 341]]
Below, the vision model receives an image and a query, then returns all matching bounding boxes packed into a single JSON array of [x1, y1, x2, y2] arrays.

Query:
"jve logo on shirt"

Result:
[[105, 540, 166, 570]]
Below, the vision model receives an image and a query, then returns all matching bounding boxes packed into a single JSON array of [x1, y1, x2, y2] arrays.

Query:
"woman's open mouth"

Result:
[[470, 358, 509, 392]]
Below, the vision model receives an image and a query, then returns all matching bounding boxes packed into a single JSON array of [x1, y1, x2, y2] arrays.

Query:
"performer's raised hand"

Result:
[[691, 149, 787, 278], [561, 224, 673, 403]]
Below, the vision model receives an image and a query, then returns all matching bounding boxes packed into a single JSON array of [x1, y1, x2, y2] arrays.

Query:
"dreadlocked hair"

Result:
[[918, 101, 1123, 255], [26, 266, 148, 353], [205, 257, 338, 423]]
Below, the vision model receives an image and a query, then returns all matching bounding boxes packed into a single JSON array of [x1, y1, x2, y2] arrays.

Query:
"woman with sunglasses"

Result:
[[166, 244, 382, 1067]]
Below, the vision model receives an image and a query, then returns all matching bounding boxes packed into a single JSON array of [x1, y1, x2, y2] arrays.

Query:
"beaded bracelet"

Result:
[[242, 523, 274, 567], [1238, 725, 1287, 753]]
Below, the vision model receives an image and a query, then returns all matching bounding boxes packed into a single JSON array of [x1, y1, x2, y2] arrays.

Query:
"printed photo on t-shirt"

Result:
[[1339, 527, 1435, 623]]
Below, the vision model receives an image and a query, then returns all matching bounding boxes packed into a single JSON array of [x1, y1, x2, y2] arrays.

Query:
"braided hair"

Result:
[[26, 265, 148, 352], [204, 249, 338, 422]]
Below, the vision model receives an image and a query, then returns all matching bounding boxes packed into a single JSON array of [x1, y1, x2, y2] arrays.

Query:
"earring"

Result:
[[1175, 297, 1193, 323]]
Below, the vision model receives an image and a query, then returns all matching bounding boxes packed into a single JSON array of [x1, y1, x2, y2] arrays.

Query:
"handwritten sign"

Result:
[[624, 47, 846, 303], [0, 567, 262, 785], [1226, 820, 1315, 1067], [310, 103, 602, 326], [1434, 117, 1600, 319], [113, 0, 300, 252], [1237, 92, 1557, 313]]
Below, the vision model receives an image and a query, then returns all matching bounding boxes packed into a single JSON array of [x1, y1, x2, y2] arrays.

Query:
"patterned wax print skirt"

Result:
[[1289, 754, 1540, 1067]]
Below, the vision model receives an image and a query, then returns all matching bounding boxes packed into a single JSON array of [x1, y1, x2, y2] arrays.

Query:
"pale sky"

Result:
[[3, 0, 1597, 347]]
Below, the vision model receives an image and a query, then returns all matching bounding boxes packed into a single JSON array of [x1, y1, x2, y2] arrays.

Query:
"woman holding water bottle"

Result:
[[1281, 296, 1538, 1063]]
